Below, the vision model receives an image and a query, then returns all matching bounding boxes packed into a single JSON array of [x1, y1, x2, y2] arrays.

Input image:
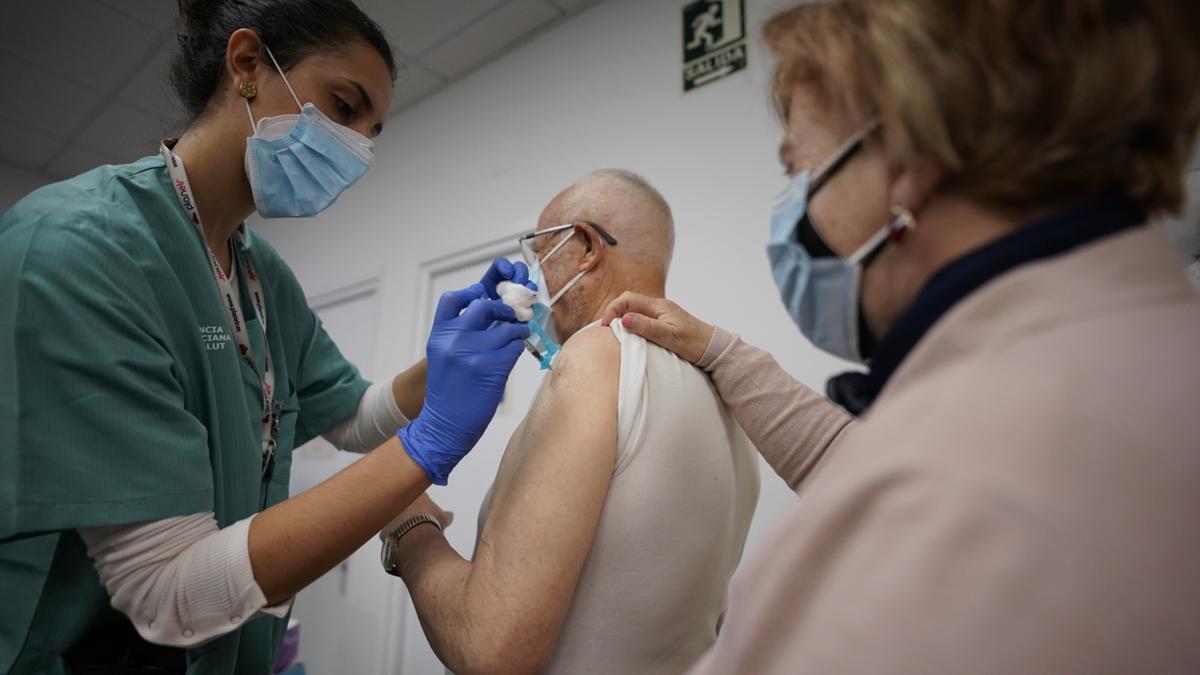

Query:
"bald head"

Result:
[[533, 170, 675, 340], [542, 169, 675, 282]]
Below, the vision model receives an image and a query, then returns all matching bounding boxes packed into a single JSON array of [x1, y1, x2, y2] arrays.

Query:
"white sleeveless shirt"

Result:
[[478, 321, 760, 674]]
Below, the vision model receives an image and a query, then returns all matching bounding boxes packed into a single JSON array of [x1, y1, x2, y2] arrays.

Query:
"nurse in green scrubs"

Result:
[[0, 1, 531, 673]]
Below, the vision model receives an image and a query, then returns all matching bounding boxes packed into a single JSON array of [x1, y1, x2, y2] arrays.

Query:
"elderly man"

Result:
[[383, 170, 760, 674]]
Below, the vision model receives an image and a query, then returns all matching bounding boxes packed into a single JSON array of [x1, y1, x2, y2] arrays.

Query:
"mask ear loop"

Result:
[[262, 45, 304, 111], [846, 205, 916, 266], [539, 230, 587, 306], [531, 229, 576, 282], [809, 117, 881, 196], [886, 206, 916, 242], [242, 44, 303, 133], [548, 269, 587, 306], [540, 229, 577, 264], [244, 99, 257, 134]]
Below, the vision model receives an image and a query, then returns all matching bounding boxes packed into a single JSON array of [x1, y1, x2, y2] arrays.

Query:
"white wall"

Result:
[[0, 161, 55, 215], [254, 0, 844, 562]]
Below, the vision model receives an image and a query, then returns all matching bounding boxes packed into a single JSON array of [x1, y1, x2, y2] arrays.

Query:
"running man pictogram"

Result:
[[687, 3, 723, 50]]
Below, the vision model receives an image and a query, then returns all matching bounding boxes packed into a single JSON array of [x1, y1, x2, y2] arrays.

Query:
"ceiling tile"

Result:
[[0, 0, 612, 169], [44, 143, 114, 179], [0, 54, 103, 138], [420, 0, 561, 80], [390, 62, 447, 114], [0, 119, 63, 172], [0, 0, 156, 87], [358, 0, 509, 56], [73, 103, 171, 162], [97, 0, 177, 33]]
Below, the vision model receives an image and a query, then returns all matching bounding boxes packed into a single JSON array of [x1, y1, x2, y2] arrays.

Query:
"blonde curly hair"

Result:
[[764, 0, 1200, 217]]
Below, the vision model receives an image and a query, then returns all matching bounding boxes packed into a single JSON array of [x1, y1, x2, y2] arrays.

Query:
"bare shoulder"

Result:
[[493, 325, 618, 486], [550, 325, 620, 382], [524, 325, 619, 422]]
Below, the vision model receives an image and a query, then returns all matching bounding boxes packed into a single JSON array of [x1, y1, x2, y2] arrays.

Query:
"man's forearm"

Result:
[[248, 436, 429, 604], [393, 528, 516, 667], [392, 360, 428, 421]]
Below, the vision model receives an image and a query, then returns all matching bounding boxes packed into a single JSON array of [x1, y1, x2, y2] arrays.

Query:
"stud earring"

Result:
[[239, 81, 257, 99], [887, 205, 916, 241]]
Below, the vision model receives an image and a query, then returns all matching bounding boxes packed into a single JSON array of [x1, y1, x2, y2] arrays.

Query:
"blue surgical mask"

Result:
[[767, 120, 901, 364], [524, 230, 587, 370], [526, 277, 562, 370], [243, 46, 373, 219]]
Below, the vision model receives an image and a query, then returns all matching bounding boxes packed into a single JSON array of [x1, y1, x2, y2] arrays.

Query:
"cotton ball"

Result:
[[497, 281, 535, 322]]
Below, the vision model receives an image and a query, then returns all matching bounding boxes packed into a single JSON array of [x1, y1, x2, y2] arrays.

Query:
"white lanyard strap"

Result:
[[160, 143, 278, 467]]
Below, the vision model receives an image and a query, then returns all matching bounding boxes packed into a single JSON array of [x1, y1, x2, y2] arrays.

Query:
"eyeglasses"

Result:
[[797, 119, 880, 258], [518, 221, 618, 267]]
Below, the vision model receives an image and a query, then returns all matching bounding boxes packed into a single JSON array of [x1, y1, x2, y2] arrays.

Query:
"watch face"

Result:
[[381, 537, 400, 576]]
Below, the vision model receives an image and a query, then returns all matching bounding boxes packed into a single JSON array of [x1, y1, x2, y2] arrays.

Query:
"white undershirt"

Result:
[[78, 513, 287, 647], [77, 273, 409, 646]]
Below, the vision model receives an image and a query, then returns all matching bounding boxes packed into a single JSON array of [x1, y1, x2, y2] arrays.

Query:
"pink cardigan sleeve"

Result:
[[696, 327, 855, 491]]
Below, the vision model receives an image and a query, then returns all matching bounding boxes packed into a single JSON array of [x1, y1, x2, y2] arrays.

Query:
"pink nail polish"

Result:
[[621, 314, 634, 328]]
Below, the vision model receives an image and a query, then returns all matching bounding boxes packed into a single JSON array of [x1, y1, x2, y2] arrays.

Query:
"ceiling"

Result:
[[0, 0, 605, 179]]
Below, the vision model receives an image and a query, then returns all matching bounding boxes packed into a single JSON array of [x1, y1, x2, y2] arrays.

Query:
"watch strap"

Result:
[[391, 513, 443, 540], [380, 513, 443, 576]]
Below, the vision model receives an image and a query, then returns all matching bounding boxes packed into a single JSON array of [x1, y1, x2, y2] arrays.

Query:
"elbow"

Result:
[[485, 646, 552, 675], [448, 626, 554, 675], [457, 650, 551, 675]]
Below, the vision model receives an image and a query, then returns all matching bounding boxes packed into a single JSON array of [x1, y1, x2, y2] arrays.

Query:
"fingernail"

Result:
[[621, 314, 634, 327]]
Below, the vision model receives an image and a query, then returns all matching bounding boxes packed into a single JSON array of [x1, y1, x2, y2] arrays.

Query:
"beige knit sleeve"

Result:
[[697, 327, 854, 491]]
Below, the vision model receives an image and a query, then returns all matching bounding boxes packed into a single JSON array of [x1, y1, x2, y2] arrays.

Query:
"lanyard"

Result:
[[160, 143, 280, 477]]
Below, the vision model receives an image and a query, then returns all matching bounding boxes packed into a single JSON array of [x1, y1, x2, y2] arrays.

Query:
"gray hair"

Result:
[[578, 169, 676, 275], [583, 169, 674, 225]]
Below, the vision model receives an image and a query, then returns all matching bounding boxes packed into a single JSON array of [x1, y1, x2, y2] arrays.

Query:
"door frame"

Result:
[[380, 227, 529, 675], [308, 277, 381, 315], [407, 231, 528, 363]]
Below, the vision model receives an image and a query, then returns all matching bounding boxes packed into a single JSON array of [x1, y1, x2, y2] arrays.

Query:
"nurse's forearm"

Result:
[[248, 435, 429, 604], [392, 359, 427, 420]]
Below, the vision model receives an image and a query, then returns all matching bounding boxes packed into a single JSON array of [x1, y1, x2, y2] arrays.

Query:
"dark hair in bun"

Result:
[[171, 0, 396, 118]]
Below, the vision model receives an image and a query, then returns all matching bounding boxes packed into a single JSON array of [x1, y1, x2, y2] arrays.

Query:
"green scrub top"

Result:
[[0, 155, 370, 674]]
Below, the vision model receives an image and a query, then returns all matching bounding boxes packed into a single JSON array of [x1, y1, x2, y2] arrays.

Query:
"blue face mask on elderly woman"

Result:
[[244, 45, 374, 218], [767, 119, 914, 364]]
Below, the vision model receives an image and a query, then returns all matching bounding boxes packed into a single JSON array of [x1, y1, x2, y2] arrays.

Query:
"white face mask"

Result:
[[520, 226, 588, 369]]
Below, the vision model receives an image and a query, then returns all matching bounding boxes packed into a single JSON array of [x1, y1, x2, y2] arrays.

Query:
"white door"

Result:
[[287, 282, 396, 675], [384, 240, 548, 674]]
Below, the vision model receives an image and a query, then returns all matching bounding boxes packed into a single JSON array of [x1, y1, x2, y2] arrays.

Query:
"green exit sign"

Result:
[[683, 0, 748, 92]]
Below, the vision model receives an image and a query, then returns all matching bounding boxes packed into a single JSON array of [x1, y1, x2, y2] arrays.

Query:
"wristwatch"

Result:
[[380, 513, 443, 577]]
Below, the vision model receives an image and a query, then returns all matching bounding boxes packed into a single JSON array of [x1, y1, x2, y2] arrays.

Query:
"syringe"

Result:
[[524, 340, 545, 363]]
